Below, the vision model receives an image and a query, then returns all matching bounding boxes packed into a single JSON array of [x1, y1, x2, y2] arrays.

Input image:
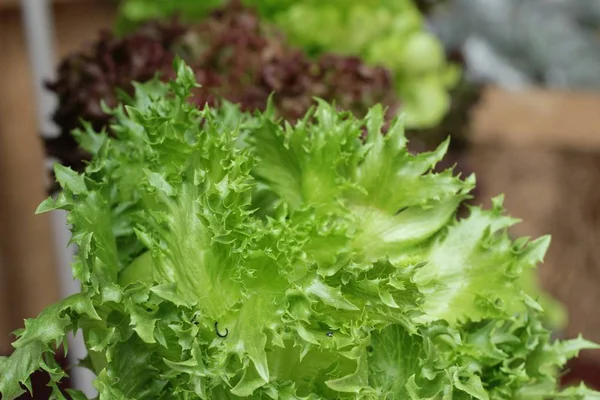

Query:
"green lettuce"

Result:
[[1, 59, 597, 399]]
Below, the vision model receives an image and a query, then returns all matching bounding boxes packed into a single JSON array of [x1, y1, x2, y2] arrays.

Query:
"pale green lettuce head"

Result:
[[0, 59, 597, 399]]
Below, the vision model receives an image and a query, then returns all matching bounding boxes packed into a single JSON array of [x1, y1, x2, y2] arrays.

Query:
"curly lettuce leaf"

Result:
[[0, 294, 99, 398], [1, 59, 598, 399]]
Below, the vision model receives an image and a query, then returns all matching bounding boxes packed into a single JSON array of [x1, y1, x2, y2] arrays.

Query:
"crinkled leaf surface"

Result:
[[1, 59, 598, 399]]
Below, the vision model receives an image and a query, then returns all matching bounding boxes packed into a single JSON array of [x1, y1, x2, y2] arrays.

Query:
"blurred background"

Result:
[[2, 0, 600, 397]]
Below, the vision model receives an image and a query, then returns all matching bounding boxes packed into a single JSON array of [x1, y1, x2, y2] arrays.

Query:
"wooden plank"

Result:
[[1, 0, 98, 10], [0, 7, 61, 345], [0, 246, 11, 354], [1, 0, 22, 8], [0, 1, 115, 346], [53, 0, 115, 60], [471, 86, 600, 152]]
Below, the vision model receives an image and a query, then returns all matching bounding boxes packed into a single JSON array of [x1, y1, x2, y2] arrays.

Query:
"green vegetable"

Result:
[[116, 0, 458, 128], [1, 59, 597, 399], [255, 0, 458, 127]]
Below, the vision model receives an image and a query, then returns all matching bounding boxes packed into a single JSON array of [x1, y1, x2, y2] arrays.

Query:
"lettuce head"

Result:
[[0, 59, 598, 399]]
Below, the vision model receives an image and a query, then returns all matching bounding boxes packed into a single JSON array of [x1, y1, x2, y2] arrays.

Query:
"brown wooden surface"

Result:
[[0, 0, 115, 351], [472, 86, 600, 151], [0, 7, 61, 353], [0, 246, 10, 354], [1, 0, 99, 10]]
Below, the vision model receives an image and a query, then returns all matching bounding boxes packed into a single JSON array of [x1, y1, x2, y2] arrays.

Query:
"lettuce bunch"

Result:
[[116, 0, 458, 128], [1, 60, 596, 399]]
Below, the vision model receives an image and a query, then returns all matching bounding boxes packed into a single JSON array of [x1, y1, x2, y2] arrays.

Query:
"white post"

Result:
[[20, 0, 96, 396]]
